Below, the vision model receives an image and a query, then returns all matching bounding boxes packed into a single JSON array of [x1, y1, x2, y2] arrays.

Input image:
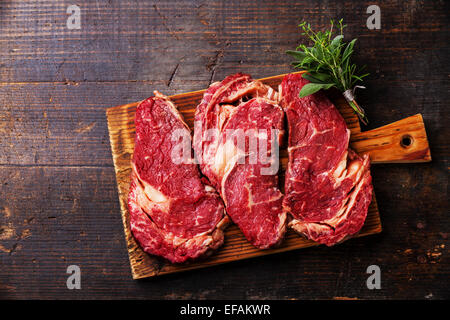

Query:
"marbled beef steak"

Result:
[[128, 92, 228, 263], [194, 73, 287, 249], [280, 73, 373, 246]]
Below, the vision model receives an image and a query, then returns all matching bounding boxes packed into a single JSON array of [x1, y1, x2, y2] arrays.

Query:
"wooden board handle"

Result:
[[350, 114, 431, 164]]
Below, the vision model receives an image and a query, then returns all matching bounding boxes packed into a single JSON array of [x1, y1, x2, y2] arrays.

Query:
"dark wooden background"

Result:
[[0, 0, 448, 299]]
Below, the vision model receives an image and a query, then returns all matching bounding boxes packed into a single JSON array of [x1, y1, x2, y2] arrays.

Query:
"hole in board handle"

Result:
[[400, 134, 414, 148]]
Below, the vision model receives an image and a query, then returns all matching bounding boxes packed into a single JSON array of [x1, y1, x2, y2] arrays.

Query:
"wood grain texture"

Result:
[[107, 71, 429, 279], [351, 114, 431, 163], [1, 0, 448, 299]]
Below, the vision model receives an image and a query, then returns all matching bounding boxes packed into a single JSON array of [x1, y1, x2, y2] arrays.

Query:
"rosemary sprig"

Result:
[[287, 19, 369, 124]]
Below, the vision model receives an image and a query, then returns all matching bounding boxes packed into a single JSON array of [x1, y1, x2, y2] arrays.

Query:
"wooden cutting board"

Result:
[[106, 72, 431, 279]]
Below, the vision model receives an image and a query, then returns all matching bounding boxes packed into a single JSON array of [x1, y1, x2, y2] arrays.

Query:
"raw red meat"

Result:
[[280, 73, 373, 246], [194, 73, 286, 249], [128, 91, 228, 263]]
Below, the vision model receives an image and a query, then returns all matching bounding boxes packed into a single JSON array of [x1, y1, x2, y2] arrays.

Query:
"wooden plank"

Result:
[[107, 72, 398, 279], [0, 166, 132, 299], [1, 164, 447, 299], [0, 1, 447, 83], [0, 81, 207, 166], [0, 79, 444, 167]]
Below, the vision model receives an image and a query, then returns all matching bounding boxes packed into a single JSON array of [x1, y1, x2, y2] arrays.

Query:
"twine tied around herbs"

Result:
[[343, 86, 368, 125]]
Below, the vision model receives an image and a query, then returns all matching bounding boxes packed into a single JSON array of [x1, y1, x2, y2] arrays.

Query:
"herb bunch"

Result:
[[287, 19, 369, 124]]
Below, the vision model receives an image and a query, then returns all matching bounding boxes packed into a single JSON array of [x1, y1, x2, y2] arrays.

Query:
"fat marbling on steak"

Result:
[[193, 73, 286, 249], [280, 73, 373, 246], [128, 91, 228, 263]]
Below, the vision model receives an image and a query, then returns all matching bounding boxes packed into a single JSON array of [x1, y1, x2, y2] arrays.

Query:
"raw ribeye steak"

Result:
[[280, 73, 373, 246], [128, 91, 228, 263], [194, 73, 286, 249]]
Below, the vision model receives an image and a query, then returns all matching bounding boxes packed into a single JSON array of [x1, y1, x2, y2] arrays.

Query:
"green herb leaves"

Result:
[[287, 19, 369, 124], [299, 83, 335, 97]]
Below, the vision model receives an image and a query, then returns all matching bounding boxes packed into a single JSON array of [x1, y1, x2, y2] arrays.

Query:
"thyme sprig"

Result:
[[287, 19, 369, 124]]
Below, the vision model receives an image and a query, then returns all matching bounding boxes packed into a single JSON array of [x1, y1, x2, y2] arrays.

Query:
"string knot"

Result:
[[343, 86, 366, 102]]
